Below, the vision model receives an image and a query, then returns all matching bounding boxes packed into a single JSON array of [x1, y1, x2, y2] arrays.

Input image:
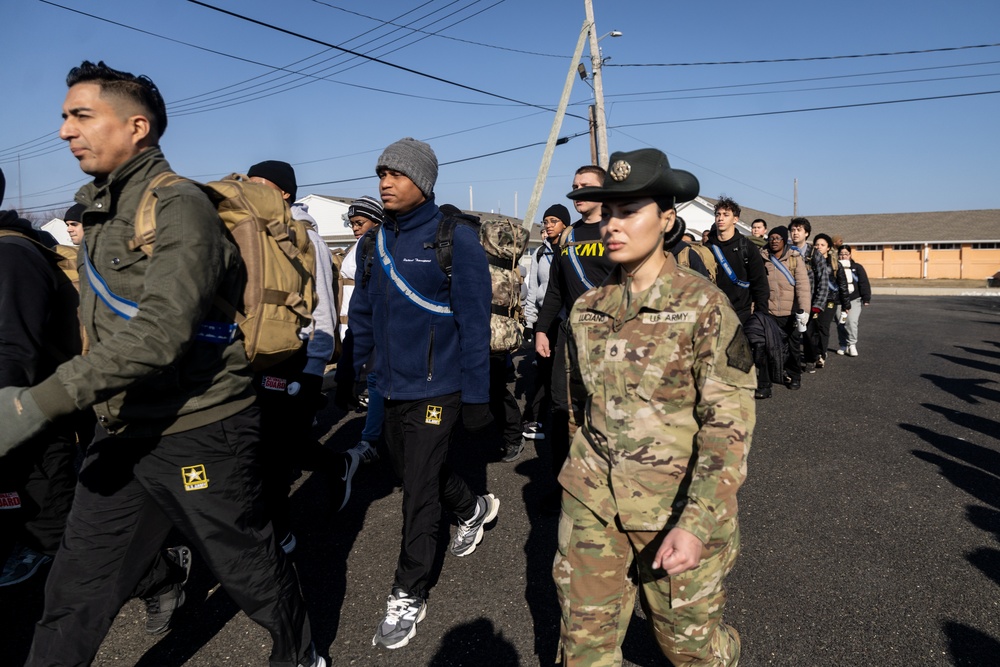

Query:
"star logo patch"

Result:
[[425, 405, 443, 425], [182, 464, 209, 492]]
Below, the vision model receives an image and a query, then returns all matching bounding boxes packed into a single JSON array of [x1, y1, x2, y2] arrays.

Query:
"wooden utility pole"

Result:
[[793, 178, 798, 217], [588, 105, 598, 165], [584, 0, 608, 168], [522, 20, 591, 231]]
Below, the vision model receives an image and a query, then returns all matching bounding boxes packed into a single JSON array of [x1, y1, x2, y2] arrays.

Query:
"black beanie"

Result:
[[248, 160, 297, 201], [0, 166, 5, 207], [542, 204, 571, 227], [65, 203, 86, 222], [769, 225, 789, 244]]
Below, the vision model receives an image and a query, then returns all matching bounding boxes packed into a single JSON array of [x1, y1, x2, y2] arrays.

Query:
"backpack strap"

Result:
[[130, 171, 190, 256], [564, 227, 596, 291], [375, 225, 454, 316], [709, 242, 750, 289], [768, 253, 796, 286]]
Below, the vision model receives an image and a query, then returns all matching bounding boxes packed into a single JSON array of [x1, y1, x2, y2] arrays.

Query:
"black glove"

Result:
[[334, 380, 361, 411], [462, 403, 494, 432], [521, 327, 534, 348], [295, 372, 326, 413]]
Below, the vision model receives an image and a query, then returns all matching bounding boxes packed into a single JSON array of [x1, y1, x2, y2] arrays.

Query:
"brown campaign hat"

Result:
[[567, 148, 699, 204]]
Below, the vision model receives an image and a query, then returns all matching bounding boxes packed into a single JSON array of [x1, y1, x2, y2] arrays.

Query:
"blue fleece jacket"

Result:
[[349, 197, 491, 403]]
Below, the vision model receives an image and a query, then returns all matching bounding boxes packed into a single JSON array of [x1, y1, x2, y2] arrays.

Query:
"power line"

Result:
[[599, 59, 1000, 100], [309, 0, 565, 59], [608, 89, 1000, 129], [185, 0, 586, 120], [608, 42, 1000, 68]]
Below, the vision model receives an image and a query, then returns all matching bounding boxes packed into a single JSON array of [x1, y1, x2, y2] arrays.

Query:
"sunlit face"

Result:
[[714, 207, 737, 235], [378, 169, 426, 214], [542, 215, 566, 242], [751, 221, 767, 238], [571, 171, 603, 218], [769, 233, 786, 255], [599, 197, 672, 269], [60, 83, 147, 178], [789, 225, 808, 246], [814, 238, 830, 255], [348, 215, 375, 239], [65, 219, 83, 245]]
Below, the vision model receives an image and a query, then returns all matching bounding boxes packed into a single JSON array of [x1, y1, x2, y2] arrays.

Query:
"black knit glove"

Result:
[[334, 380, 361, 411], [462, 403, 494, 432]]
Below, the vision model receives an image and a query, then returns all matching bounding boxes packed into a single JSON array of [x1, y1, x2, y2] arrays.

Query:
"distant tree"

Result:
[[20, 207, 67, 228]]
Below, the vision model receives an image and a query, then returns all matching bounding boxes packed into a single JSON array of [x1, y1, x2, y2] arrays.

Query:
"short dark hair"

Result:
[[714, 195, 741, 219], [789, 217, 811, 235], [66, 61, 167, 139], [813, 233, 833, 247], [575, 164, 607, 184], [751, 218, 767, 228], [839, 244, 853, 254]]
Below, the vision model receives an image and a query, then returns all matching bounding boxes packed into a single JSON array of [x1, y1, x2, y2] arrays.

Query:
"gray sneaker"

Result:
[[371, 587, 427, 649], [0, 544, 52, 587], [144, 545, 192, 635], [450, 493, 500, 557]]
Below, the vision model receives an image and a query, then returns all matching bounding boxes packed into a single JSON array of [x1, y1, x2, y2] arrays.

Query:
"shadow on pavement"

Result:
[[922, 404, 1000, 445], [943, 620, 1000, 666], [427, 617, 520, 666], [921, 374, 1000, 405]]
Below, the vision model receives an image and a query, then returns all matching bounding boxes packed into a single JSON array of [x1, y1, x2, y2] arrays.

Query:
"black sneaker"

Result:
[[521, 421, 545, 440], [0, 544, 52, 587], [501, 440, 524, 462], [754, 386, 772, 400], [372, 587, 427, 650], [144, 545, 192, 635]]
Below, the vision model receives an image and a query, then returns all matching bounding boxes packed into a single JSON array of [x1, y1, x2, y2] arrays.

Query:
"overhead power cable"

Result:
[[309, 0, 565, 58], [608, 90, 1000, 129], [608, 42, 1000, 67], [185, 0, 586, 119], [298, 132, 585, 188]]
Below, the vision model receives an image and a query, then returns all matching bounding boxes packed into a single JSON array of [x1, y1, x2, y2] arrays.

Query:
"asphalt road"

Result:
[[3, 295, 999, 666]]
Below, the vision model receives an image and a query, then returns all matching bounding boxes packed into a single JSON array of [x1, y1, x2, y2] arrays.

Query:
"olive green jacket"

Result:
[[30, 147, 254, 436], [561, 255, 756, 545]]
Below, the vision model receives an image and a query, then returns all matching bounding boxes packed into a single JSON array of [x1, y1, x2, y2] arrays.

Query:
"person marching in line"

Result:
[[347, 138, 499, 650], [555, 148, 756, 667], [0, 61, 322, 667], [835, 244, 872, 357]]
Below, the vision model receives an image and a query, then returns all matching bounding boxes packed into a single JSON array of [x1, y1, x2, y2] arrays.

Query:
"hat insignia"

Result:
[[610, 160, 631, 182]]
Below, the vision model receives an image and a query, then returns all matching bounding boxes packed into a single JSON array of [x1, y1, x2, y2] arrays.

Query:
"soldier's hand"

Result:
[[653, 527, 704, 575], [0, 386, 50, 457], [535, 331, 551, 358]]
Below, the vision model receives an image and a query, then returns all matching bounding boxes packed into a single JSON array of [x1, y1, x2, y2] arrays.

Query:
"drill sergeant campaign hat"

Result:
[[566, 148, 699, 209]]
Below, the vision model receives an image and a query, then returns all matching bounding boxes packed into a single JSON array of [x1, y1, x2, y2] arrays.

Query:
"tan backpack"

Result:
[[132, 172, 317, 371]]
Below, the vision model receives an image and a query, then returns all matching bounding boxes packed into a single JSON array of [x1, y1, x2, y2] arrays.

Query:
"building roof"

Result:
[[701, 197, 1000, 245]]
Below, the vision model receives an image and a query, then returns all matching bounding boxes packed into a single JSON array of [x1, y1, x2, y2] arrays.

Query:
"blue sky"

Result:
[[3, 0, 999, 220]]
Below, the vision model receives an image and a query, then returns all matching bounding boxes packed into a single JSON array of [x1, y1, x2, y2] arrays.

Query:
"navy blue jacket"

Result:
[[349, 197, 491, 403]]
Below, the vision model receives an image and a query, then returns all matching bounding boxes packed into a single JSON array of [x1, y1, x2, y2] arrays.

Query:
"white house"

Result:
[[41, 218, 74, 246], [677, 197, 752, 237], [295, 194, 356, 249]]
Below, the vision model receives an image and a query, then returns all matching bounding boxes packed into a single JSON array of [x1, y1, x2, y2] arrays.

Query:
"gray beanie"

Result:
[[376, 137, 438, 198]]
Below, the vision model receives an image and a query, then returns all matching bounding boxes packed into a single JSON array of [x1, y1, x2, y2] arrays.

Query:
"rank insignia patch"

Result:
[[425, 405, 443, 425], [182, 464, 209, 492]]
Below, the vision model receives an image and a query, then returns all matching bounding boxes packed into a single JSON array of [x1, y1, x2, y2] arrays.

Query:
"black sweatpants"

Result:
[[383, 393, 477, 599], [26, 406, 313, 667], [522, 320, 560, 426], [489, 353, 522, 450]]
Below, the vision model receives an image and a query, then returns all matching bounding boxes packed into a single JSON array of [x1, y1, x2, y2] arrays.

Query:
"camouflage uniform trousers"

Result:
[[553, 492, 741, 667]]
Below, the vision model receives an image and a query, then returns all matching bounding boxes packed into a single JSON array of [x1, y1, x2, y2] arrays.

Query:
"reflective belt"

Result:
[[376, 226, 454, 316], [709, 243, 749, 289], [565, 229, 596, 291], [769, 254, 796, 286], [81, 241, 237, 344]]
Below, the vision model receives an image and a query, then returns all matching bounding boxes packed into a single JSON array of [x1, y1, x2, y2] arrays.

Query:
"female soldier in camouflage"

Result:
[[553, 148, 757, 667]]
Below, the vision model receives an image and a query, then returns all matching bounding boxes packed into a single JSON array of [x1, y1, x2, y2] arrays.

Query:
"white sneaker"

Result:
[[837, 347, 847, 356], [848, 345, 858, 357]]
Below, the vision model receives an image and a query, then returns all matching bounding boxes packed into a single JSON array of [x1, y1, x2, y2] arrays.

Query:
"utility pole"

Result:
[[793, 178, 798, 217], [584, 0, 609, 168], [588, 105, 598, 165], [522, 19, 591, 231]]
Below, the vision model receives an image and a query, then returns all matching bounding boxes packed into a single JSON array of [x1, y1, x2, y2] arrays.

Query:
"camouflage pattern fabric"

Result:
[[554, 493, 741, 667], [554, 254, 755, 666]]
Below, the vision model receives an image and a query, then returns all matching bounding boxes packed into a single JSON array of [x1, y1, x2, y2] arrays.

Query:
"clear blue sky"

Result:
[[3, 0, 999, 220]]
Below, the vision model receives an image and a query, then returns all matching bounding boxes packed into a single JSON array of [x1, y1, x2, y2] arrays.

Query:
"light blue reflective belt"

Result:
[[769, 254, 796, 286], [709, 243, 749, 289], [565, 229, 595, 291], [81, 243, 237, 344], [376, 226, 454, 316]]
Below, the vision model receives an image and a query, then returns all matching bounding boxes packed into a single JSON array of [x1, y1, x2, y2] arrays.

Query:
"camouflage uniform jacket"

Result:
[[560, 254, 756, 543]]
